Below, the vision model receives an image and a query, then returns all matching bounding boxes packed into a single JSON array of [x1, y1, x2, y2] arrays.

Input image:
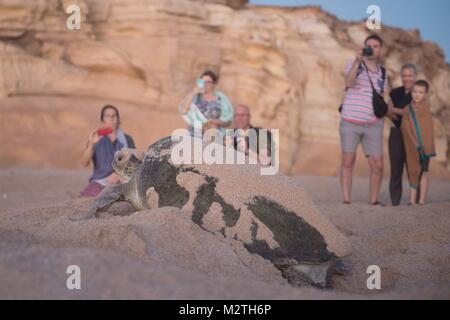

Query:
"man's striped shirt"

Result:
[[341, 60, 388, 124]]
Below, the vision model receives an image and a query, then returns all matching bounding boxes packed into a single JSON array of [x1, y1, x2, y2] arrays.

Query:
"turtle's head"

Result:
[[112, 149, 144, 182]]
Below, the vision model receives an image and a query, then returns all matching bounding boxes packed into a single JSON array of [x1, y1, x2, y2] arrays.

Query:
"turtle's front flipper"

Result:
[[70, 185, 125, 221]]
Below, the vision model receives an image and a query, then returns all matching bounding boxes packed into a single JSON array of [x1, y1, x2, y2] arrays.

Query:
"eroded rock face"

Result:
[[0, 0, 449, 173]]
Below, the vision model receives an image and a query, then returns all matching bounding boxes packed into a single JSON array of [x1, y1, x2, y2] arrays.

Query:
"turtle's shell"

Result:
[[130, 136, 340, 265]]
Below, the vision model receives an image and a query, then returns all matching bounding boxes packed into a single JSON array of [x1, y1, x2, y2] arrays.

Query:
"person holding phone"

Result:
[[178, 70, 234, 138], [79, 104, 136, 197]]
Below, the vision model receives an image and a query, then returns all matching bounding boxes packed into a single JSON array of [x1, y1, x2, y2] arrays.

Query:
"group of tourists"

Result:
[[79, 34, 436, 207], [79, 71, 272, 197], [340, 34, 435, 206]]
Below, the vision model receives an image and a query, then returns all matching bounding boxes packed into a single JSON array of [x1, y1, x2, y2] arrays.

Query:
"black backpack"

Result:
[[339, 63, 387, 118]]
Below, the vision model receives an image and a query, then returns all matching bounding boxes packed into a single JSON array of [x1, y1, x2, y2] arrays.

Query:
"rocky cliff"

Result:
[[1, 0, 449, 175]]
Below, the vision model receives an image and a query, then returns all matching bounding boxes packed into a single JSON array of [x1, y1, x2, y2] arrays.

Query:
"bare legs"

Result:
[[419, 173, 429, 204], [340, 153, 383, 204], [368, 156, 383, 204], [341, 153, 356, 203], [410, 173, 429, 205]]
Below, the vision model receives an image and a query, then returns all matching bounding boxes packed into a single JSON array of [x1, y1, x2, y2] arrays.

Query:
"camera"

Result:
[[362, 47, 374, 57]]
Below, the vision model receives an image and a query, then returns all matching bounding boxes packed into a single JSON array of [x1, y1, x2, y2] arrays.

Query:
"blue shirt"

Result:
[[89, 134, 135, 181]]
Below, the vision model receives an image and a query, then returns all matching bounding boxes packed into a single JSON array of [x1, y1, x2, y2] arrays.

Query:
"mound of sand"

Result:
[[0, 168, 449, 299]]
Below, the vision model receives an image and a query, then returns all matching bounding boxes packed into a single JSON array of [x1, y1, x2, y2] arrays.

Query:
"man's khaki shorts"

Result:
[[339, 120, 384, 157]]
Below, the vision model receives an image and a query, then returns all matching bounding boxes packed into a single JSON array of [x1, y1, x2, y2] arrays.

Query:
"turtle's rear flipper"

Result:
[[279, 261, 333, 289], [70, 185, 125, 221]]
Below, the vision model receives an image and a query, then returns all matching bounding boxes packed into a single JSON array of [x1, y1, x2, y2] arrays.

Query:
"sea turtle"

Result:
[[71, 136, 352, 287]]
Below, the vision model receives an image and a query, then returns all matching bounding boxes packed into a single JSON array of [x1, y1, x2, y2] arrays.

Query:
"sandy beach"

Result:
[[0, 167, 448, 299], [1, 0, 449, 303]]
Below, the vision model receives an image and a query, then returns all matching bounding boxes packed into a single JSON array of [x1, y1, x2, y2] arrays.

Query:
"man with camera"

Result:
[[340, 34, 389, 205]]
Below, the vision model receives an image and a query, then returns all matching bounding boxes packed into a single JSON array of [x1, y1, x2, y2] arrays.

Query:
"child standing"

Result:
[[393, 80, 436, 205]]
